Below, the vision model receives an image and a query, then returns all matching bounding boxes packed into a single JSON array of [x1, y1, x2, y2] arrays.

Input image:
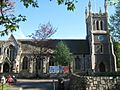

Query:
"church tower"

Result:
[[85, 0, 117, 72]]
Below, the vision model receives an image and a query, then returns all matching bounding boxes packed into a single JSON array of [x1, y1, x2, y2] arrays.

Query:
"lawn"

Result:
[[0, 83, 11, 90]]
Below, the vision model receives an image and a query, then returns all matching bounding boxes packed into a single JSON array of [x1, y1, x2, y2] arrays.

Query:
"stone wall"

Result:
[[69, 74, 120, 90]]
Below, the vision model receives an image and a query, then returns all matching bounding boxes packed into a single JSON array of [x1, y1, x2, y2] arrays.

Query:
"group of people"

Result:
[[1, 75, 17, 84]]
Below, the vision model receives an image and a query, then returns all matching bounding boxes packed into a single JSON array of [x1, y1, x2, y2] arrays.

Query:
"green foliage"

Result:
[[113, 42, 120, 68], [109, 0, 120, 67], [56, 0, 77, 11], [107, 0, 119, 5], [0, 0, 28, 36], [54, 41, 74, 66], [20, 0, 39, 8], [0, 14, 26, 36], [0, 83, 10, 90], [109, 0, 120, 42]]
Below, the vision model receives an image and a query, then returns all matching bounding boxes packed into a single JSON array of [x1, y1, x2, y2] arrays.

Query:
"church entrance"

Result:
[[3, 62, 10, 73], [99, 62, 105, 72]]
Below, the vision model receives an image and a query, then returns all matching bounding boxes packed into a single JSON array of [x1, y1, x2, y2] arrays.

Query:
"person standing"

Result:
[[1, 76, 6, 84]]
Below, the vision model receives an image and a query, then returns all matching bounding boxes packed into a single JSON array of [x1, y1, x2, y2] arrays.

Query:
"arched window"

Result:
[[100, 21, 104, 30], [49, 56, 54, 66], [36, 56, 42, 70], [9, 45, 16, 61], [99, 62, 105, 72], [22, 57, 29, 70], [7, 49, 9, 57], [75, 56, 81, 70], [96, 21, 99, 30]]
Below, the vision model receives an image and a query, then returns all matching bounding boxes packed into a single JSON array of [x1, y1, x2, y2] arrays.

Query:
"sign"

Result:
[[49, 66, 59, 73], [63, 66, 69, 74], [49, 66, 70, 74], [59, 66, 64, 73]]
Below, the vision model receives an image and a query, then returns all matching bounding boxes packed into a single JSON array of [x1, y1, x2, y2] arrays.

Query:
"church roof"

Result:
[[18, 39, 90, 55], [48, 39, 90, 54], [8, 34, 16, 41]]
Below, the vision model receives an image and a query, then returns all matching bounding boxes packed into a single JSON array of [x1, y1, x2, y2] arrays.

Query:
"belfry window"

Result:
[[100, 21, 104, 30], [96, 21, 99, 30]]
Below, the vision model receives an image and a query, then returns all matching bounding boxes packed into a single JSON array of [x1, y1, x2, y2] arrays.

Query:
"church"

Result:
[[0, 0, 117, 74]]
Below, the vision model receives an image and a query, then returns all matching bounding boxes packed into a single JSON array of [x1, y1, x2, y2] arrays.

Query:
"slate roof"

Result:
[[18, 39, 90, 55]]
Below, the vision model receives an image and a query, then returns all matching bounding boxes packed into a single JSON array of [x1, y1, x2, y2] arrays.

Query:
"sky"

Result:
[[1, 0, 116, 40]]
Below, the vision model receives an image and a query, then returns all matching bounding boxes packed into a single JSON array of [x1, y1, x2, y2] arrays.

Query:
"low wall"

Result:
[[69, 74, 120, 90]]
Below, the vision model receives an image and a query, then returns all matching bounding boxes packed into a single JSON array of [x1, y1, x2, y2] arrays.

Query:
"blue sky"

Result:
[[1, 0, 115, 40]]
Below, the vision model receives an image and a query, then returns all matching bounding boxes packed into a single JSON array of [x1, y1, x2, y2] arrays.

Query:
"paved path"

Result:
[[8, 87, 47, 90], [8, 79, 58, 90], [8, 86, 21, 90]]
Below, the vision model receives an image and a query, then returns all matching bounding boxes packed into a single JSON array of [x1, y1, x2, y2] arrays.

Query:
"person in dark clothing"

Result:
[[57, 78, 64, 90]]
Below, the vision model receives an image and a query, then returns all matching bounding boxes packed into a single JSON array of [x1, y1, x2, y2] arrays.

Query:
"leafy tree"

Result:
[[0, 0, 77, 36], [0, 0, 26, 36], [54, 41, 74, 66], [109, 0, 120, 68], [113, 42, 120, 68], [107, 0, 119, 5], [109, 0, 120, 42], [55, 0, 77, 11]]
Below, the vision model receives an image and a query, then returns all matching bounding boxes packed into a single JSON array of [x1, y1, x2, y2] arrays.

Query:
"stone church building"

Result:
[[0, 0, 117, 74]]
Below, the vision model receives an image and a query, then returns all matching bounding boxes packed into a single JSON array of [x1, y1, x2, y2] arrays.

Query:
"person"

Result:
[[6, 75, 14, 84], [57, 78, 64, 90], [1, 75, 6, 84], [12, 75, 17, 83]]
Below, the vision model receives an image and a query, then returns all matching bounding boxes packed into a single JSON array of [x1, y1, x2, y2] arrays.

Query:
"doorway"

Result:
[[99, 62, 105, 72], [3, 62, 10, 73]]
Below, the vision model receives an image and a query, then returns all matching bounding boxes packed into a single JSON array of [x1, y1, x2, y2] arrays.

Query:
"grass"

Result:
[[0, 83, 11, 90]]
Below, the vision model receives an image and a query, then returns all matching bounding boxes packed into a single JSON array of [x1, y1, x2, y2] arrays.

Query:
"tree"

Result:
[[109, 0, 120, 42], [28, 22, 56, 76], [109, 0, 120, 68], [0, 0, 28, 36], [54, 41, 74, 66], [0, 0, 77, 36], [113, 42, 120, 68]]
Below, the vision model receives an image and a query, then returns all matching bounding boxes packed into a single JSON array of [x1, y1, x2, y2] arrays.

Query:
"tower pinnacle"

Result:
[[88, 0, 92, 14], [104, 0, 108, 13], [85, 7, 88, 18]]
